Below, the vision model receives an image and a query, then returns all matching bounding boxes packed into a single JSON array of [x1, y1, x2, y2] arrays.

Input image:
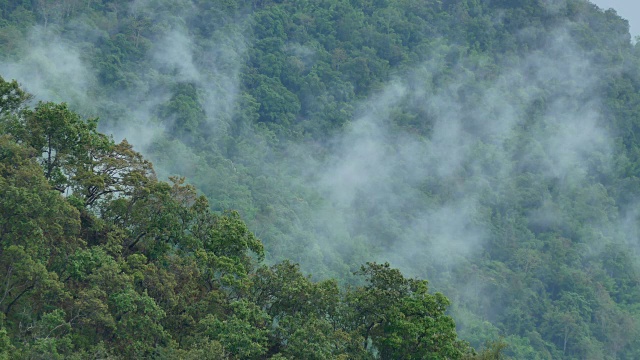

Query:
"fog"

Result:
[[0, 1, 635, 347]]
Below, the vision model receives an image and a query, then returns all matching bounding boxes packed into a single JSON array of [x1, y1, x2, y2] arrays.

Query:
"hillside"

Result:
[[2, 0, 640, 358]]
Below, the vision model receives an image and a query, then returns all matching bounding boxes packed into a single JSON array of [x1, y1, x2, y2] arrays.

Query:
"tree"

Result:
[[0, 83, 155, 208], [345, 263, 473, 359], [0, 76, 30, 117]]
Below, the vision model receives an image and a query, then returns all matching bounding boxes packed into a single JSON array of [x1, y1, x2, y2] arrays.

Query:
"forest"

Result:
[[2, 0, 640, 358]]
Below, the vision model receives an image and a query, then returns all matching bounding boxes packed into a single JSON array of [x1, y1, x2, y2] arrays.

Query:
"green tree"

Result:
[[345, 263, 473, 359]]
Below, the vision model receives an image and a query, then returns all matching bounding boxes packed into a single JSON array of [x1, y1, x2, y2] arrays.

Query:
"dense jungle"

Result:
[[2, 0, 640, 358]]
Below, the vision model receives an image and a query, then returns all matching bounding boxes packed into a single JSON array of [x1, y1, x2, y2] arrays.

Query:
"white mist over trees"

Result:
[[2, 0, 640, 358]]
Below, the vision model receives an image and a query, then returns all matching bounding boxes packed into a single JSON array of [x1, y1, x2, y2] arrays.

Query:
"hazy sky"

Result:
[[590, 0, 639, 39]]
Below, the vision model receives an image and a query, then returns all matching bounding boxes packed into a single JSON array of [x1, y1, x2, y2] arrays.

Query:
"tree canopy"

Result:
[[0, 76, 490, 358], [2, 0, 640, 358]]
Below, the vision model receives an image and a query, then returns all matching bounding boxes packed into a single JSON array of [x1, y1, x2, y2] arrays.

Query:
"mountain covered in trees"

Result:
[[2, 0, 640, 358], [0, 79, 492, 358]]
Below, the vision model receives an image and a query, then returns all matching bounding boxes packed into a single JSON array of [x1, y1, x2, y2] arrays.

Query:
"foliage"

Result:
[[0, 76, 482, 358], [2, 0, 640, 358]]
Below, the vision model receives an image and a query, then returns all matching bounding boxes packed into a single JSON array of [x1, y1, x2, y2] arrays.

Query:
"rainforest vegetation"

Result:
[[2, 0, 640, 358]]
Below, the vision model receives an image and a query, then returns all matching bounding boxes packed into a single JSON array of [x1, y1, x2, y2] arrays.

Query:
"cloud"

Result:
[[151, 28, 200, 82], [0, 4, 622, 287], [0, 27, 97, 111], [297, 26, 614, 279]]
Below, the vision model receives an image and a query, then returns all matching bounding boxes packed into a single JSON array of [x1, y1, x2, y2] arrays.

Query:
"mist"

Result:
[[1, 1, 636, 351], [0, 0, 622, 276], [0, 27, 97, 110], [302, 25, 614, 279]]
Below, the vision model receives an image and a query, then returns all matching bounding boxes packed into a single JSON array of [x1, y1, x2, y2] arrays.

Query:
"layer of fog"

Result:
[[0, 0, 246, 154], [1, 2, 638, 344], [312, 29, 616, 278]]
